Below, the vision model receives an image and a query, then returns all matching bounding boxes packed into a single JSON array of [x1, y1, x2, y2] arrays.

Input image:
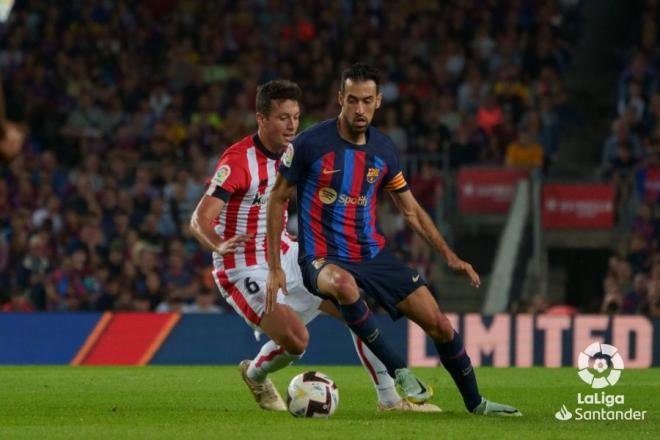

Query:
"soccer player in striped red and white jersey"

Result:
[[190, 80, 439, 413]]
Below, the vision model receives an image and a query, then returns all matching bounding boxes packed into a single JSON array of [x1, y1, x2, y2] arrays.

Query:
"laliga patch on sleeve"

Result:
[[212, 165, 231, 186], [282, 143, 294, 167]]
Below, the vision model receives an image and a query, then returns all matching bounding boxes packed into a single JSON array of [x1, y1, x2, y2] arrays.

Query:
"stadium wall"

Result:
[[0, 313, 658, 367]]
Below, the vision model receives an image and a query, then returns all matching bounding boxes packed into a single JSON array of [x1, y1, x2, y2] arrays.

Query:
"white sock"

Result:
[[350, 330, 400, 406], [247, 340, 303, 383]]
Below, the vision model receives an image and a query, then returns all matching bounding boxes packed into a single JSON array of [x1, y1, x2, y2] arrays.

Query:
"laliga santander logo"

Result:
[[577, 342, 624, 389], [555, 342, 646, 422]]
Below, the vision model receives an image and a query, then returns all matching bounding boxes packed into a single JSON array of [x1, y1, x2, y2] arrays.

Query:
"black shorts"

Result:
[[300, 247, 427, 320]]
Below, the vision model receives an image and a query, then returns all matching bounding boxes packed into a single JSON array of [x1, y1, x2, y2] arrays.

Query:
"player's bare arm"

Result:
[[190, 195, 252, 255], [388, 189, 480, 288], [265, 174, 296, 313]]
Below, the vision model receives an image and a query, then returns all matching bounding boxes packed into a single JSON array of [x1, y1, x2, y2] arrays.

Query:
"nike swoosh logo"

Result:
[[322, 168, 342, 175], [416, 379, 427, 394], [412, 274, 420, 282]]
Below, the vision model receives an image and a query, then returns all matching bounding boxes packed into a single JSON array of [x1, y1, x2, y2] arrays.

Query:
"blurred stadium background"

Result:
[[0, 0, 658, 372]]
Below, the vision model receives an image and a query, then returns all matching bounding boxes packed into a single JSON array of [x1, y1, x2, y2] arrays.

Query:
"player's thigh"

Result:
[[259, 302, 309, 351], [396, 286, 454, 341], [281, 243, 323, 321], [212, 267, 269, 329], [215, 266, 309, 351]]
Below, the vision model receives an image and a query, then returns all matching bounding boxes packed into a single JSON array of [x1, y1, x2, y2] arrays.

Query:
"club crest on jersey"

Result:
[[282, 143, 294, 167], [312, 258, 326, 270], [366, 167, 380, 184], [212, 165, 231, 186]]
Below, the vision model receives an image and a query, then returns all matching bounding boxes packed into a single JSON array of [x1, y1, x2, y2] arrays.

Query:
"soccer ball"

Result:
[[286, 371, 339, 417]]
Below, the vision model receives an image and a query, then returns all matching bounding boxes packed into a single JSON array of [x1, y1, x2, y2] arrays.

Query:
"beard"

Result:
[[343, 114, 369, 134]]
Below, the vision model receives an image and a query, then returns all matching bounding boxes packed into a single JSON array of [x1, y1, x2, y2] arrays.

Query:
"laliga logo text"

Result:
[[554, 342, 647, 422]]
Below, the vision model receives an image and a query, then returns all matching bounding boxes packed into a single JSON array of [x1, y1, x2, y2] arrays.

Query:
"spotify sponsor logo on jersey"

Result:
[[318, 188, 338, 204], [318, 188, 367, 206]]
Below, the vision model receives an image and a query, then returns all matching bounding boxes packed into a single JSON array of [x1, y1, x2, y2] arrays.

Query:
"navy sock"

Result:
[[435, 331, 482, 411], [340, 300, 406, 377]]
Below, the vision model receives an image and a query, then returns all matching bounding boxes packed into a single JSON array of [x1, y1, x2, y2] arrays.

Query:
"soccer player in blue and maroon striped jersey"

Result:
[[267, 63, 521, 416]]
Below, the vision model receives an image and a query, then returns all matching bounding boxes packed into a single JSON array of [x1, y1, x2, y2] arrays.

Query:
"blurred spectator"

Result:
[[156, 291, 186, 313], [476, 93, 503, 137], [494, 64, 529, 121], [457, 66, 488, 114], [623, 273, 649, 314], [0, 0, 582, 312], [606, 141, 638, 180], [602, 118, 643, 167], [60, 93, 105, 141], [648, 281, 660, 318], [163, 254, 195, 299], [505, 128, 544, 169], [628, 232, 651, 274], [488, 110, 518, 164], [382, 107, 408, 154], [450, 113, 488, 167], [618, 51, 656, 106], [95, 279, 121, 311], [2, 290, 34, 312], [184, 289, 223, 314], [601, 275, 623, 314], [632, 203, 657, 245], [16, 234, 51, 310], [617, 80, 646, 125], [409, 163, 443, 221]]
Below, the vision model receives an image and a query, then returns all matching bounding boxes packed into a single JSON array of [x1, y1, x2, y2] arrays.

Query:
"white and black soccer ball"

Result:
[[286, 371, 339, 417]]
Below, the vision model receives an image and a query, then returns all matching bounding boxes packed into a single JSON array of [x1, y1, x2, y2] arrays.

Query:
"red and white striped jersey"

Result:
[[206, 134, 292, 271]]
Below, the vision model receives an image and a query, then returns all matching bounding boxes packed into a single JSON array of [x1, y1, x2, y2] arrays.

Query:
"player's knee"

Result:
[[281, 326, 308, 355], [330, 272, 359, 304], [427, 313, 454, 343]]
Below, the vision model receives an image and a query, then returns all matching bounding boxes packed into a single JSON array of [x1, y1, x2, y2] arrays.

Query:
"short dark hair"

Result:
[[340, 62, 381, 93], [255, 79, 302, 116]]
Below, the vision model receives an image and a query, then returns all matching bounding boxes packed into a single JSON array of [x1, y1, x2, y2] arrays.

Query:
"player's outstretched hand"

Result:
[[217, 233, 252, 256], [447, 255, 481, 288], [266, 267, 287, 314]]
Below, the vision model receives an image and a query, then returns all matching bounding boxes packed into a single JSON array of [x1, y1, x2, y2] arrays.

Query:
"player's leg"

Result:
[[214, 268, 306, 411], [318, 299, 440, 412], [320, 300, 399, 406], [245, 303, 309, 381], [281, 244, 436, 411], [396, 287, 521, 416], [238, 305, 307, 412], [316, 264, 407, 375], [309, 262, 432, 403]]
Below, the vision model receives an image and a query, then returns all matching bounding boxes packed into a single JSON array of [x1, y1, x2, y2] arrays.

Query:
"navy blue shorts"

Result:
[[300, 247, 427, 320]]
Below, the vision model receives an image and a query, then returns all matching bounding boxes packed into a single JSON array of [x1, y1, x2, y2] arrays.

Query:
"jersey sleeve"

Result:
[[205, 151, 249, 201], [278, 137, 305, 185], [381, 139, 409, 193]]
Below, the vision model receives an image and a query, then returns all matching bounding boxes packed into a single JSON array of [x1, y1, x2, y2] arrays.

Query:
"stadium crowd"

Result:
[[0, 0, 581, 312], [600, 0, 660, 318]]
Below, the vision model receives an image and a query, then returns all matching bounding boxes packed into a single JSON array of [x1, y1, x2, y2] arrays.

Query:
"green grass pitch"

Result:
[[0, 366, 658, 439]]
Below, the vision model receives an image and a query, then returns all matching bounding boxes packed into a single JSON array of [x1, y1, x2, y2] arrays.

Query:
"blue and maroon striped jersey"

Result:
[[279, 119, 408, 263]]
